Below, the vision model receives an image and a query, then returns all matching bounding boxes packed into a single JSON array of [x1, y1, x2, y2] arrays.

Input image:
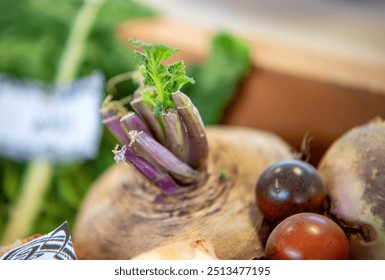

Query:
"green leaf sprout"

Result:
[[130, 39, 195, 116]]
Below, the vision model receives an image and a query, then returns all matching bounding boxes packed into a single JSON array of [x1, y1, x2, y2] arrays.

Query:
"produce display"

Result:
[[71, 40, 384, 260], [2, 0, 384, 265]]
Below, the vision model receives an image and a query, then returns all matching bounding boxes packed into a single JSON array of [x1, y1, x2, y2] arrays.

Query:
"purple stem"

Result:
[[120, 112, 153, 137], [128, 130, 201, 185], [163, 109, 189, 163], [101, 107, 129, 146], [113, 145, 177, 194], [172, 91, 208, 170], [130, 97, 166, 145]]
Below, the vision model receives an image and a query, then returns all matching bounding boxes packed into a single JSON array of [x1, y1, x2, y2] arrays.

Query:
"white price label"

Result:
[[0, 72, 104, 162]]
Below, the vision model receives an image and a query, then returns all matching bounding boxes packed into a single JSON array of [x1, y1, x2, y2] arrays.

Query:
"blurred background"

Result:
[[0, 0, 384, 246]]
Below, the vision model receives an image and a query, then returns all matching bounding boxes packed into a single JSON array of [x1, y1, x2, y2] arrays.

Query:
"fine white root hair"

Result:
[[128, 130, 144, 148], [112, 144, 127, 163]]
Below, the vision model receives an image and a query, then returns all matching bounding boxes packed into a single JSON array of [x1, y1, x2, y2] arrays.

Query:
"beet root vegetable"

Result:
[[73, 126, 292, 259], [74, 39, 292, 259], [318, 119, 385, 259]]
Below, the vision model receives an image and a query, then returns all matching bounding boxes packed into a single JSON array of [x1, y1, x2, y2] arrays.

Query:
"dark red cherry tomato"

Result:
[[265, 212, 350, 260], [256, 159, 326, 221]]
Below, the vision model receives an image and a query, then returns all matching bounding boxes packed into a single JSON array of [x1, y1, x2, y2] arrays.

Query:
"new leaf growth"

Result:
[[130, 39, 195, 116]]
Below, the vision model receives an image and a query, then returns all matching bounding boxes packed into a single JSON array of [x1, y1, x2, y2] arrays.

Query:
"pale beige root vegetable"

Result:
[[318, 119, 385, 259], [73, 126, 293, 260], [131, 232, 217, 260]]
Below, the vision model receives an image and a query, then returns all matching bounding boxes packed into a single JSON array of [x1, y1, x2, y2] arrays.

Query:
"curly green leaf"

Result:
[[130, 39, 194, 116]]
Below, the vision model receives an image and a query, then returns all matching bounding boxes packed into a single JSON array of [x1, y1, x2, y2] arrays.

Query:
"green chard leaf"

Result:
[[130, 39, 195, 115]]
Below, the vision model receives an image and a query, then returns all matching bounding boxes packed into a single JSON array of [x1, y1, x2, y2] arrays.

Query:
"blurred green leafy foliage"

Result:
[[186, 32, 251, 124], [0, 0, 251, 241], [0, 0, 155, 239]]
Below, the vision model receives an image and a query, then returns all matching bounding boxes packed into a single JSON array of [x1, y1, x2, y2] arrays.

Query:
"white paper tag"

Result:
[[0, 72, 104, 162]]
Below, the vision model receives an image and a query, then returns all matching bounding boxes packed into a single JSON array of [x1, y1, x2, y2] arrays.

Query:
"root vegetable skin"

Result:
[[73, 126, 293, 260], [317, 119, 385, 259], [131, 232, 218, 260]]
